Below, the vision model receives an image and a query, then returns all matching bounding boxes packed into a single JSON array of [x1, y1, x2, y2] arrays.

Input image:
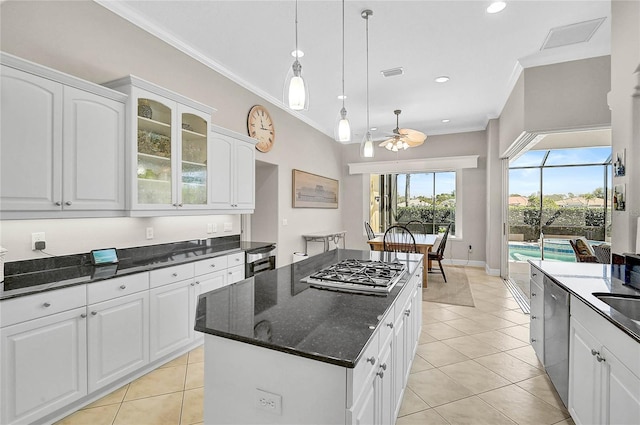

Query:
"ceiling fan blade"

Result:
[[398, 128, 426, 144]]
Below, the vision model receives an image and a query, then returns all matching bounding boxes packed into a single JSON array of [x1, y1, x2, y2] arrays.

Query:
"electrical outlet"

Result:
[[207, 223, 213, 234], [224, 222, 232, 232], [282, 219, 288, 226], [212, 223, 217, 233], [31, 232, 46, 250], [255, 389, 282, 415], [468, 244, 473, 253], [146, 227, 154, 240]]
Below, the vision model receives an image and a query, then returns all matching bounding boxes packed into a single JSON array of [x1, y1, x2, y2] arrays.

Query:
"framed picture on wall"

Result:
[[292, 169, 339, 208]]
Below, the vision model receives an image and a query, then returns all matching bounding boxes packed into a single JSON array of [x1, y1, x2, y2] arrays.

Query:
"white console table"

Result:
[[302, 231, 346, 254]]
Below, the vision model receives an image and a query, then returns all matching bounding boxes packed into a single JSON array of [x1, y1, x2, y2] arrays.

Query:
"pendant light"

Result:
[[360, 9, 374, 158], [284, 0, 309, 111], [335, 0, 351, 142]]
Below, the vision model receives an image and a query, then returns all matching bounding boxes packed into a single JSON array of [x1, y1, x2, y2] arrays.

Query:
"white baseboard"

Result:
[[441, 259, 485, 268], [484, 265, 501, 276]]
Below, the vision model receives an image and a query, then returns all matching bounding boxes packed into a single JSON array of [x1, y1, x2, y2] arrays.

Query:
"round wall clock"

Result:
[[247, 105, 275, 152]]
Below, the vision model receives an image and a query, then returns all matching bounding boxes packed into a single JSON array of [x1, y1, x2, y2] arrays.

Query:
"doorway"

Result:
[[249, 160, 279, 262]]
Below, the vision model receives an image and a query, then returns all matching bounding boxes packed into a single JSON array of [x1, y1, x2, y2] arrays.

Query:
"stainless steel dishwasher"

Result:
[[543, 275, 570, 407]]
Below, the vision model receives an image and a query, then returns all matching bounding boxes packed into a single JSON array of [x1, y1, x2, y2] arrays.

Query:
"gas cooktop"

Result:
[[304, 259, 406, 295]]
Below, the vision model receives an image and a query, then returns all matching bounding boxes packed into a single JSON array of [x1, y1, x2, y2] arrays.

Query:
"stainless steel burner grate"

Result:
[[304, 259, 406, 295]]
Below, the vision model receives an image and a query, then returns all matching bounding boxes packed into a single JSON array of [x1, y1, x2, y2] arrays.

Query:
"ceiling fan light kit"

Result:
[[360, 9, 375, 158], [335, 0, 351, 142], [284, 0, 309, 111]]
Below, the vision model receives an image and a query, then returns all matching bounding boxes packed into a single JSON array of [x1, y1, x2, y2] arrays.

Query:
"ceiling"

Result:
[[99, 1, 611, 144]]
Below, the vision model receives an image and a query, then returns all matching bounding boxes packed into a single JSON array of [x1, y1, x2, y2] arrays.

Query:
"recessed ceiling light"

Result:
[[435, 76, 450, 83], [442, 119, 451, 123], [290, 49, 304, 58], [370, 127, 378, 131], [337, 95, 347, 100], [487, 1, 506, 14]]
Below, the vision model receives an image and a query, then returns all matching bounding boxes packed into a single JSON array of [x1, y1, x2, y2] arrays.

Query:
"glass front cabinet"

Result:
[[104, 76, 213, 213]]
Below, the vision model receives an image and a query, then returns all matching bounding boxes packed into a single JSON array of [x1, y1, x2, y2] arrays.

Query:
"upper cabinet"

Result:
[[103, 76, 214, 215], [209, 125, 256, 212], [0, 53, 126, 219]]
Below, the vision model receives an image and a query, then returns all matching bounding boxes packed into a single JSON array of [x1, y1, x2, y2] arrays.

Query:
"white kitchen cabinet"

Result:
[[529, 266, 544, 363], [149, 278, 196, 362], [103, 75, 214, 214], [0, 54, 126, 217], [1, 304, 87, 425], [568, 296, 640, 425], [87, 284, 149, 393], [209, 125, 256, 211]]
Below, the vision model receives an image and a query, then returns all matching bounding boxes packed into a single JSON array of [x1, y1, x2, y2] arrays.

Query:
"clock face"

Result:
[[247, 105, 275, 152]]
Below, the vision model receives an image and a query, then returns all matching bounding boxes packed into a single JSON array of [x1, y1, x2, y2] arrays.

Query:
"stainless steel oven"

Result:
[[245, 245, 276, 277]]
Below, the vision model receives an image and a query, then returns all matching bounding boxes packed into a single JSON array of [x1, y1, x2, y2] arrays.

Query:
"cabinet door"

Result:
[[87, 291, 149, 392], [568, 317, 601, 425], [378, 336, 394, 425], [349, 377, 376, 425], [0, 66, 63, 211], [1, 307, 87, 425], [208, 134, 233, 209], [392, 308, 406, 417], [601, 347, 640, 425], [63, 86, 125, 210], [193, 270, 227, 341], [234, 140, 255, 209], [133, 91, 178, 209], [178, 105, 209, 208], [149, 279, 195, 361]]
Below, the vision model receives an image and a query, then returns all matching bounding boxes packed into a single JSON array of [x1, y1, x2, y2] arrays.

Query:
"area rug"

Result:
[[422, 266, 475, 307]]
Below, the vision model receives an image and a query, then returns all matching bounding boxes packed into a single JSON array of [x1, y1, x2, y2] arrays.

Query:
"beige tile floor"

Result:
[[56, 267, 575, 425]]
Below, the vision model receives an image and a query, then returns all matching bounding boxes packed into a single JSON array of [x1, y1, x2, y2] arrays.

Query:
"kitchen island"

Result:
[[195, 249, 424, 425]]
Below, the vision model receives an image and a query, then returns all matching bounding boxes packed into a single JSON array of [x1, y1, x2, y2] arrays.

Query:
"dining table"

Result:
[[367, 233, 438, 287]]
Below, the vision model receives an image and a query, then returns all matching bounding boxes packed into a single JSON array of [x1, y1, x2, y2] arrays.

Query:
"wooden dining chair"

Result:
[[383, 225, 417, 253], [406, 220, 427, 234], [428, 223, 451, 282], [364, 221, 376, 240]]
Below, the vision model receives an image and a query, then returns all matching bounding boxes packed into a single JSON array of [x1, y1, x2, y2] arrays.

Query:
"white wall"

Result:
[[341, 131, 487, 265], [485, 119, 502, 275], [0, 1, 342, 264], [610, 0, 640, 255]]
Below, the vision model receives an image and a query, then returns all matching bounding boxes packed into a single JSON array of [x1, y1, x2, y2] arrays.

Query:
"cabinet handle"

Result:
[[404, 309, 411, 316], [531, 338, 537, 343], [228, 272, 233, 275], [532, 272, 537, 277], [531, 315, 537, 320], [195, 281, 200, 285], [65, 201, 72, 206], [119, 285, 126, 290], [80, 313, 87, 318], [178, 203, 183, 207], [596, 354, 606, 363], [235, 258, 240, 262], [172, 273, 178, 277], [173, 203, 178, 207], [376, 370, 384, 378], [367, 357, 375, 365], [210, 264, 216, 268], [43, 302, 51, 307], [55, 201, 62, 206], [531, 293, 536, 297], [386, 322, 394, 329], [91, 311, 98, 316], [190, 282, 195, 286], [380, 363, 387, 371]]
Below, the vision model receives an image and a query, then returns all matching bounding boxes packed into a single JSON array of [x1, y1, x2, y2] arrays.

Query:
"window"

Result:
[[370, 172, 456, 235]]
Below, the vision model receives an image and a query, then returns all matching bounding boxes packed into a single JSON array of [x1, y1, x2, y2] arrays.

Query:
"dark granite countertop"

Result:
[[194, 249, 423, 368], [0, 236, 275, 301], [528, 260, 640, 342]]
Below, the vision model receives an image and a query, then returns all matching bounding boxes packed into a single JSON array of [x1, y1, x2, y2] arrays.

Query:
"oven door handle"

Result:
[[247, 245, 276, 255]]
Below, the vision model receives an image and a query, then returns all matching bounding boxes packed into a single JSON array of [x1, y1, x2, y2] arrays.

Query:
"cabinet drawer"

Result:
[[194, 256, 227, 276], [378, 308, 395, 350], [349, 332, 380, 407], [530, 266, 543, 286], [394, 283, 414, 323], [87, 273, 149, 305], [227, 252, 245, 266], [149, 263, 194, 288], [1, 285, 86, 327]]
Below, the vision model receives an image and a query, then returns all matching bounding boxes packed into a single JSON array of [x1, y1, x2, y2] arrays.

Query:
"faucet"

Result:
[[540, 232, 545, 260]]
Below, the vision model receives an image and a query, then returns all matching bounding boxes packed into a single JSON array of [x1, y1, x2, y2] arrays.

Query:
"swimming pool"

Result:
[[508, 240, 600, 262]]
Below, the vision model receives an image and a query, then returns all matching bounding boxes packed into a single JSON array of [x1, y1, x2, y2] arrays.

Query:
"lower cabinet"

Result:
[[1, 307, 88, 425], [568, 296, 640, 425], [150, 279, 196, 362], [529, 266, 544, 363], [87, 291, 149, 392]]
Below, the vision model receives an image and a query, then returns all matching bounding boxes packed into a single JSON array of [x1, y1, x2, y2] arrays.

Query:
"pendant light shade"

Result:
[[335, 0, 351, 142], [360, 9, 374, 158], [284, 0, 309, 111]]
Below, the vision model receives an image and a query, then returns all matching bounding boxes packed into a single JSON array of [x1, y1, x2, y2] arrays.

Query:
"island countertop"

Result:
[[194, 249, 423, 368], [528, 260, 640, 342]]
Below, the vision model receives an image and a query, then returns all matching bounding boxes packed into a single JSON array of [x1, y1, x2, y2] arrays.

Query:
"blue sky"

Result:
[[396, 172, 455, 197]]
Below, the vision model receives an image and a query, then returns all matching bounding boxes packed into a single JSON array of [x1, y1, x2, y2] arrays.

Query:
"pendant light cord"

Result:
[[341, 0, 345, 109], [295, 0, 299, 59], [365, 12, 370, 130]]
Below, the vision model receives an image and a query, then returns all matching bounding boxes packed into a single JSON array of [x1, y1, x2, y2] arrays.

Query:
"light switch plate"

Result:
[[224, 222, 232, 232]]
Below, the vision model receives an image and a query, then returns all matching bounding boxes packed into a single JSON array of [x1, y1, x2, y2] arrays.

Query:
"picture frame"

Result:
[[614, 149, 626, 177], [292, 169, 339, 208]]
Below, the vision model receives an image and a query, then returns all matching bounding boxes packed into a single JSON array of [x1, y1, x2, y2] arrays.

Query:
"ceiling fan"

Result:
[[377, 109, 427, 152]]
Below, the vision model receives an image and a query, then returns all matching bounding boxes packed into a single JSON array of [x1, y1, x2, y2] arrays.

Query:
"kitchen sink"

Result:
[[593, 293, 640, 321]]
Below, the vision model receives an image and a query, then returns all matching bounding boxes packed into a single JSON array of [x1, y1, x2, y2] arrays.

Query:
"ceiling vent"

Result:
[[541, 17, 606, 50], [381, 67, 404, 77]]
